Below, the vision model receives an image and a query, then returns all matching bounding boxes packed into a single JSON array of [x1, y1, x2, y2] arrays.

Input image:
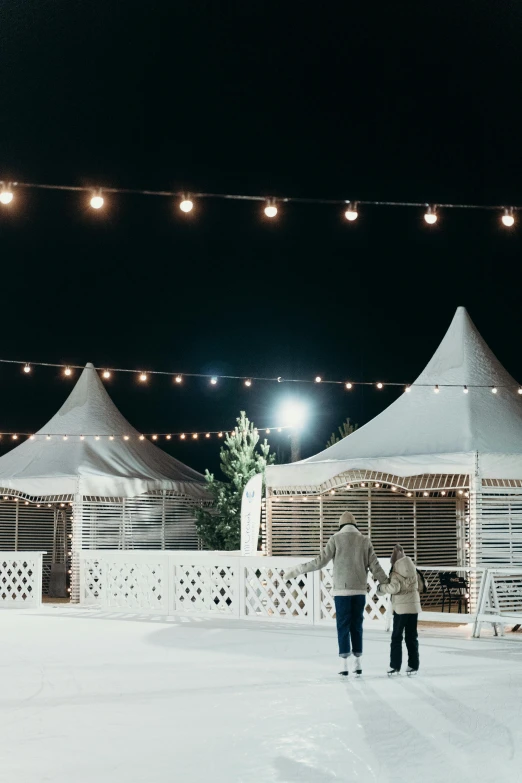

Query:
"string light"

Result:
[[23, 364, 31, 374], [244, 379, 252, 387], [434, 385, 440, 393], [166, 434, 171, 440], [492, 386, 498, 394], [95, 435, 100, 440], [218, 432, 223, 437], [90, 192, 104, 210], [501, 208, 515, 228], [139, 435, 145, 440], [175, 375, 182, 383], [344, 202, 358, 221], [152, 434, 158, 440], [391, 486, 397, 492], [264, 200, 277, 218], [63, 435, 68, 440], [345, 382, 353, 390], [441, 490, 446, 496], [0, 184, 14, 205], [405, 386, 411, 393], [315, 376, 322, 383], [463, 385, 469, 393], [139, 372, 148, 382], [518, 388, 522, 395], [180, 433, 186, 439], [12, 434, 18, 440], [102, 370, 111, 379], [123, 435, 129, 440], [46, 435, 51, 440], [80, 435, 85, 440], [376, 382, 383, 390], [205, 433, 210, 438], [179, 197, 194, 213], [64, 367, 72, 377], [266, 429, 270, 434], [109, 435, 114, 441], [424, 205, 438, 225], [210, 377, 217, 385], [192, 433, 198, 439], [423, 491, 429, 497]]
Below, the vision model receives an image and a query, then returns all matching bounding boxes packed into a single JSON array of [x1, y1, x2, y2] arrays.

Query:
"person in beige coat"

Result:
[[377, 544, 422, 675], [284, 511, 388, 676]]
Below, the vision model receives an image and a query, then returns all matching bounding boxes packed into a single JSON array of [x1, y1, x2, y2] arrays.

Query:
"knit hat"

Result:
[[390, 544, 405, 566], [339, 511, 358, 529]]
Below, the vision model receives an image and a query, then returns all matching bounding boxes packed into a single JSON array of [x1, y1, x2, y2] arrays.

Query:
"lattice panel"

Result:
[[82, 559, 103, 604], [318, 561, 389, 623], [175, 564, 236, 614], [105, 560, 166, 611], [244, 566, 312, 622], [0, 557, 37, 604]]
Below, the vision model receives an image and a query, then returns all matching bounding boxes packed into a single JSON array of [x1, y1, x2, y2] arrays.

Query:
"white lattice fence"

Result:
[[0, 551, 45, 607], [243, 563, 313, 622], [175, 561, 237, 614]]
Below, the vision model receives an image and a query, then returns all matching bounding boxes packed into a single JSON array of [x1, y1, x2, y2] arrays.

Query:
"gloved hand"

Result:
[[284, 567, 301, 581], [376, 584, 385, 596]]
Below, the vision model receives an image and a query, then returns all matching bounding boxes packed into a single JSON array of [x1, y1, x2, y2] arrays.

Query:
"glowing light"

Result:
[[492, 386, 498, 394], [109, 435, 114, 441], [90, 193, 104, 210], [0, 187, 14, 205], [180, 433, 186, 439], [441, 490, 446, 496], [218, 432, 223, 437], [344, 202, 358, 221], [152, 435, 158, 440], [405, 386, 411, 393], [434, 385, 440, 393], [264, 201, 277, 218], [175, 375, 182, 383], [166, 434, 171, 440], [245, 379, 252, 387], [424, 205, 438, 225], [374, 483, 380, 488], [95, 435, 100, 440], [192, 433, 198, 439], [376, 382, 383, 389], [518, 388, 522, 395], [80, 435, 85, 440], [407, 492, 412, 497], [12, 434, 18, 440], [179, 198, 193, 213], [210, 376, 218, 385], [458, 490, 464, 495], [123, 435, 129, 441], [205, 433, 210, 438], [64, 367, 72, 376], [501, 208, 515, 227], [29, 435, 35, 440], [463, 385, 468, 394], [345, 382, 353, 390], [330, 490, 335, 495], [391, 486, 397, 492], [423, 491, 429, 497], [278, 401, 307, 429], [3, 496, 7, 500], [103, 370, 111, 379], [361, 483, 366, 487], [46, 435, 51, 440], [23, 364, 31, 374], [24, 501, 29, 505], [139, 435, 145, 440], [315, 376, 322, 383], [139, 372, 148, 382], [277, 427, 282, 432], [63, 435, 68, 440]]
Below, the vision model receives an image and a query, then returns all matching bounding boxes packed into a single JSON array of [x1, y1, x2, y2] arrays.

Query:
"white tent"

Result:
[[0, 363, 207, 499], [264, 308, 522, 572], [266, 307, 522, 490]]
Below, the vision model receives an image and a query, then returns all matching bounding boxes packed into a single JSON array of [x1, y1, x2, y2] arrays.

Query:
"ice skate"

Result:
[[353, 655, 362, 676], [387, 667, 400, 676], [406, 667, 418, 676], [339, 656, 350, 677]]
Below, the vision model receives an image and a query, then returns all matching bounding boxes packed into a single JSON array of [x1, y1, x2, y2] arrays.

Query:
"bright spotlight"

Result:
[[278, 400, 307, 429]]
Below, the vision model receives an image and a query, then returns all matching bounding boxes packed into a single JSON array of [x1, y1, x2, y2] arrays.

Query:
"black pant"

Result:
[[390, 612, 419, 671], [334, 595, 365, 657]]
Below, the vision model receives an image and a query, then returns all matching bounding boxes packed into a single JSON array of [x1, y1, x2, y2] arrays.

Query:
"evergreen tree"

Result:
[[195, 411, 276, 550], [326, 417, 358, 448]]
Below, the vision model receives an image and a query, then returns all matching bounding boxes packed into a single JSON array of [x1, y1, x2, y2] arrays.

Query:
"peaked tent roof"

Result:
[[266, 307, 522, 489], [0, 363, 208, 498]]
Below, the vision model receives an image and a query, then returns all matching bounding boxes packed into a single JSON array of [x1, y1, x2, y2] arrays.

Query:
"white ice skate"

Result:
[[387, 667, 400, 676], [406, 666, 418, 676], [339, 657, 350, 677], [353, 656, 362, 676]]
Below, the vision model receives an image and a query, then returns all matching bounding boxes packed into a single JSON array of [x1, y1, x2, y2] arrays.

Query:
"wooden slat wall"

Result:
[[268, 488, 460, 565], [481, 491, 522, 566]]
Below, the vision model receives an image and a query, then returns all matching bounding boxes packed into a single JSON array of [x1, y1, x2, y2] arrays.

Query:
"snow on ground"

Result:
[[1, 608, 521, 783]]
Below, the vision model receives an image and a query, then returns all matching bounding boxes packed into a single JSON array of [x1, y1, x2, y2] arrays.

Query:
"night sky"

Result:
[[1, 2, 522, 475]]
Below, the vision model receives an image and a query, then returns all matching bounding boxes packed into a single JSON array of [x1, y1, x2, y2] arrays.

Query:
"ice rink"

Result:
[[1, 607, 521, 782]]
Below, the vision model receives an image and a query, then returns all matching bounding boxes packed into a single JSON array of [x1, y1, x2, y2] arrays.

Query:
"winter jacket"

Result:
[[286, 524, 388, 596], [376, 555, 422, 614]]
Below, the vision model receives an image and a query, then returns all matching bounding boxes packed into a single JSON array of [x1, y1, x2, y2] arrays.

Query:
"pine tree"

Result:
[[195, 411, 276, 550], [326, 417, 358, 448]]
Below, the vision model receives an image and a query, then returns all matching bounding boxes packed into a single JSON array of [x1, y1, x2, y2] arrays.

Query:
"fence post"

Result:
[[313, 570, 322, 624], [473, 569, 490, 638], [35, 552, 43, 608], [168, 555, 176, 615], [238, 557, 246, 619]]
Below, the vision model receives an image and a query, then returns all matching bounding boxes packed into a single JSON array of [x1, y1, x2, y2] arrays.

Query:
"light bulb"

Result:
[[139, 372, 148, 382], [218, 431, 223, 437], [23, 364, 31, 374], [501, 208, 515, 227], [103, 370, 111, 379], [345, 382, 353, 390], [192, 433, 198, 439], [264, 201, 277, 218], [277, 427, 282, 433], [266, 428, 270, 434], [180, 433, 186, 439], [518, 387, 522, 395], [376, 382, 383, 389], [434, 385, 440, 393], [210, 377, 217, 385], [12, 434, 18, 440], [407, 492, 412, 497], [109, 435, 114, 441], [391, 486, 397, 492], [0, 188, 13, 205], [80, 435, 85, 440], [492, 386, 498, 394], [458, 490, 464, 495], [139, 435, 145, 440], [175, 375, 182, 383], [166, 434, 171, 440], [424, 206, 438, 225], [423, 491, 429, 497], [344, 202, 358, 221], [95, 435, 100, 440], [46, 435, 51, 440], [441, 490, 446, 496], [63, 435, 68, 441], [245, 379, 252, 387], [315, 376, 322, 383], [179, 198, 193, 213], [405, 386, 411, 393], [90, 194, 104, 210], [205, 433, 210, 438], [123, 435, 129, 440], [29, 434, 35, 439], [463, 385, 468, 394], [152, 435, 158, 440], [64, 367, 72, 376]]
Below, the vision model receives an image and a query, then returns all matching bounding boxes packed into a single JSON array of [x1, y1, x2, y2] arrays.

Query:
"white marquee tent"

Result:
[[264, 308, 522, 574], [0, 364, 209, 598]]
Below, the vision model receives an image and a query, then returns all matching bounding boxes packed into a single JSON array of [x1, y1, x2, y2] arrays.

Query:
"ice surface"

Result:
[[1, 608, 521, 782]]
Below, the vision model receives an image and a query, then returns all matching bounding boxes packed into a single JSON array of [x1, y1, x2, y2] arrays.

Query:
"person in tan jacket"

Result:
[[284, 511, 388, 676], [377, 544, 422, 675]]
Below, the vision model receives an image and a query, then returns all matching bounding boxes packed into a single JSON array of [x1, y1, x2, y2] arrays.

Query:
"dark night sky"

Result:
[[1, 1, 522, 474]]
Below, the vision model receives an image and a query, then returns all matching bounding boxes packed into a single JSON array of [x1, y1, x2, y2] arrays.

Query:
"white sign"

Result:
[[240, 473, 263, 556]]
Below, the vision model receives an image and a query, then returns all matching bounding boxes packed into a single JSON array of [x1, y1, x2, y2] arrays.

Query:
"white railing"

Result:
[[79, 551, 522, 637], [0, 551, 46, 608]]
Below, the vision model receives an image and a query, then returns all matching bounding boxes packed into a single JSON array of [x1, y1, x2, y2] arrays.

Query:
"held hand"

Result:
[[284, 567, 300, 581]]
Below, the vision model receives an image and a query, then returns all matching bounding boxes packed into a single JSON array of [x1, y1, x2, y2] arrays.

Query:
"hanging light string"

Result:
[[0, 180, 520, 226], [0, 426, 291, 442], [3, 358, 522, 392]]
